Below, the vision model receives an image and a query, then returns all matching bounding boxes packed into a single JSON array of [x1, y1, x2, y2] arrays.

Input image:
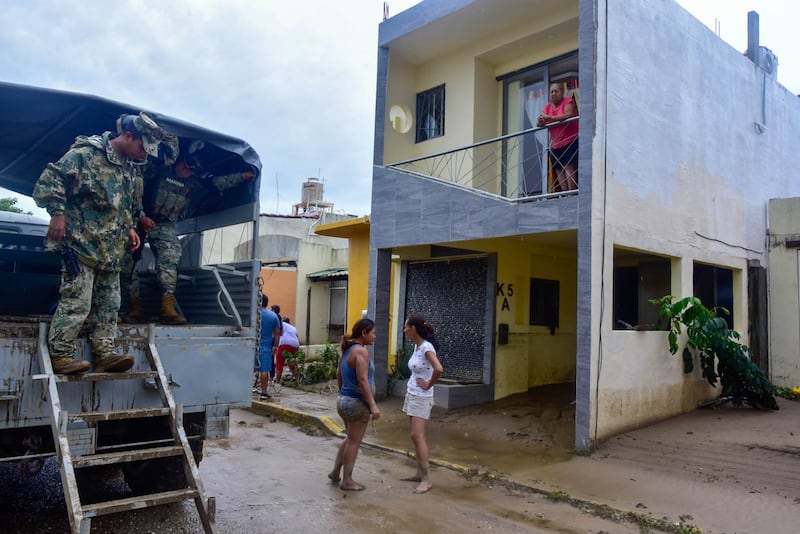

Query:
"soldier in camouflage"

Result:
[[121, 142, 255, 324], [33, 112, 176, 375]]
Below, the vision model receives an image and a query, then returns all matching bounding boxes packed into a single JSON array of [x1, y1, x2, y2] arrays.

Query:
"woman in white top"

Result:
[[276, 317, 300, 384], [401, 314, 443, 494]]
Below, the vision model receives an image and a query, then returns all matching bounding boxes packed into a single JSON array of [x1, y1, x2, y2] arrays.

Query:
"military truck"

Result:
[[0, 81, 263, 532]]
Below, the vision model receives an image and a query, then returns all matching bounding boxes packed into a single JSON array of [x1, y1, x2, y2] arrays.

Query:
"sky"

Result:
[[1, 1, 797, 220]]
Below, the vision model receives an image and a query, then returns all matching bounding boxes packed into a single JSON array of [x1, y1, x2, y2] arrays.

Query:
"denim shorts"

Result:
[[403, 392, 434, 420], [337, 395, 371, 423]]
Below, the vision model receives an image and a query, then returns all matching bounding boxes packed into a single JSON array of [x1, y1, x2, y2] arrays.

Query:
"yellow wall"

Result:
[[313, 217, 371, 334], [383, 12, 578, 166], [491, 240, 577, 399], [344, 225, 370, 329], [391, 235, 577, 401]]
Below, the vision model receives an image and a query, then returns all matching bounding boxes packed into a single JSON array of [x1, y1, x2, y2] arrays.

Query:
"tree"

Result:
[[0, 197, 32, 215]]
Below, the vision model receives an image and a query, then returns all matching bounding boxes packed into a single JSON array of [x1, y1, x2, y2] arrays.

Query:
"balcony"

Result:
[[385, 117, 579, 203]]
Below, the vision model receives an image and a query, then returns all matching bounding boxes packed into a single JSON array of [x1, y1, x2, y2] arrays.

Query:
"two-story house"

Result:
[[367, 0, 800, 450]]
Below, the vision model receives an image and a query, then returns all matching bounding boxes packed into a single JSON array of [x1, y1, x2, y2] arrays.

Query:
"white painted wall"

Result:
[[591, 0, 800, 438], [768, 198, 800, 387]]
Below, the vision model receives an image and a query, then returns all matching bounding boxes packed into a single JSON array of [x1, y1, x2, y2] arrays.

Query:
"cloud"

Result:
[[0, 0, 422, 217], [4, 0, 796, 220]]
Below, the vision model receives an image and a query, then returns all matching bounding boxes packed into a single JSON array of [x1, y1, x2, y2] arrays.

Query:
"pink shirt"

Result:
[[543, 96, 578, 149]]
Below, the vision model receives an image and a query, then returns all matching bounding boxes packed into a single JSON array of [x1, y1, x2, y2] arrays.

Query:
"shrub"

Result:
[[301, 342, 339, 385], [655, 295, 777, 410]]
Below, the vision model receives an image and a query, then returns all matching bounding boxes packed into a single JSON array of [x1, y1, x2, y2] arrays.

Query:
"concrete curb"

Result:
[[246, 399, 697, 534]]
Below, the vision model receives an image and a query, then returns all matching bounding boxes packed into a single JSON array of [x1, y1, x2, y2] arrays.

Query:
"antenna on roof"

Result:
[[383, 1, 389, 21]]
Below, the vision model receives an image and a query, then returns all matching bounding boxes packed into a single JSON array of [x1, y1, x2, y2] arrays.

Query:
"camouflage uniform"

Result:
[[33, 132, 144, 361], [122, 166, 251, 298]]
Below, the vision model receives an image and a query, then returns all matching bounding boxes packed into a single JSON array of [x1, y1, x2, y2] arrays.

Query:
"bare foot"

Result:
[[340, 481, 365, 491], [328, 472, 341, 483], [401, 474, 422, 482], [413, 481, 432, 494]]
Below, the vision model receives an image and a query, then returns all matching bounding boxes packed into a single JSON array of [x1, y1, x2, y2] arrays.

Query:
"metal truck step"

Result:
[[72, 445, 185, 468], [55, 371, 157, 382], [68, 407, 172, 423], [81, 488, 200, 518]]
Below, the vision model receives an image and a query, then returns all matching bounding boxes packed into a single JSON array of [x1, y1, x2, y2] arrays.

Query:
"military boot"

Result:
[[52, 357, 91, 375], [160, 293, 188, 325], [94, 354, 135, 373], [121, 297, 147, 323]]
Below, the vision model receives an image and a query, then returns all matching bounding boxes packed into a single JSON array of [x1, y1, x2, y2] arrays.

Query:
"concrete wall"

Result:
[[590, 0, 800, 439], [259, 268, 297, 326], [297, 241, 349, 345], [768, 198, 800, 387]]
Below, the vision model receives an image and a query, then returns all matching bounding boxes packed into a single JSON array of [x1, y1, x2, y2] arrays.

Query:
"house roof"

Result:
[[306, 267, 348, 281], [314, 215, 370, 239]]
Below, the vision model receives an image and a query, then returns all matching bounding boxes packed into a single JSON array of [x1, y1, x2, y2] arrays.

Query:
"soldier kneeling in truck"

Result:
[[121, 140, 256, 325]]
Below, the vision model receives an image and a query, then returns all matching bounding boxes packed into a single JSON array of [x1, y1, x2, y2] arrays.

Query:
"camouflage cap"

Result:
[[132, 112, 164, 158]]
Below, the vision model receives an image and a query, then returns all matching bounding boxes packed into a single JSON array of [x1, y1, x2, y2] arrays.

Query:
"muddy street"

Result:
[[0, 408, 640, 534]]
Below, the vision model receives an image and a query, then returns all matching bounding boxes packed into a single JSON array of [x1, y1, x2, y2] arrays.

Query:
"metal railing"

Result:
[[386, 116, 579, 202]]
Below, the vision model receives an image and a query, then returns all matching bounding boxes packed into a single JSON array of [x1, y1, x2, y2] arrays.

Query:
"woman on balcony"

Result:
[[537, 83, 579, 192]]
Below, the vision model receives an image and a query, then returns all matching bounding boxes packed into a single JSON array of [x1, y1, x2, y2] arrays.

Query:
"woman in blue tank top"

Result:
[[328, 318, 379, 491]]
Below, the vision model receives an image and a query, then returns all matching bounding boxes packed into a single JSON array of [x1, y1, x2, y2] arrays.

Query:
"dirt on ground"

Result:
[[315, 381, 800, 534], [420, 386, 800, 534]]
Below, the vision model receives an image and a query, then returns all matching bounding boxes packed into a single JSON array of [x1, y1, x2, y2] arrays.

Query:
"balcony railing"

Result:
[[386, 116, 579, 202]]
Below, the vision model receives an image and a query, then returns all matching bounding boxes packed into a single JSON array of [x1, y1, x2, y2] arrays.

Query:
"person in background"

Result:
[[257, 294, 282, 399], [276, 317, 300, 384], [329, 318, 379, 491], [537, 82, 579, 192], [401, 314, 443, 493], [121, 140, 255, 324], [269, 304, 283, 382], [33, 112, 169, 374]]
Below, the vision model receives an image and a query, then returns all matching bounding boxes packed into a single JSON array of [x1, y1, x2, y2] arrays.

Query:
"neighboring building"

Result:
[[203, 178, 355, 345], [369, 0, 800, 450], [767, 198, 800, 388]]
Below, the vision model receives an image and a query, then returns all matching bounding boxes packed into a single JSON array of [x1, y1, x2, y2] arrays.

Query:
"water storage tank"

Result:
[[293, 177, 333, 215], [301, 178, 324, 205]]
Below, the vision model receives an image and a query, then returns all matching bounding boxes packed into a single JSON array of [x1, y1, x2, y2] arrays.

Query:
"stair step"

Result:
[[68, 407, 171, 423], [82, 488, 200, 518], [72, 445, 185, 468], [56, 370, 157, 382]]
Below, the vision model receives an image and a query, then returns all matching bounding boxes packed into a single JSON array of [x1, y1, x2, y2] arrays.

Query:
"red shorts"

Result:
[[276, 345, 298, 374]]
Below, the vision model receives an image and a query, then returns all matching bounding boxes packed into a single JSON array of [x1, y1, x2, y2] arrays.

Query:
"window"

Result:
[[693, 263, 734, 329], [613, 248, 671, 330], [530, 278, 559, 334], [415, 84, 445, 143], [500, 52, 578, 196]]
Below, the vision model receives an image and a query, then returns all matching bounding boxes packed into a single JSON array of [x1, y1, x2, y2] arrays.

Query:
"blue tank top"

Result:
[[339, 343, 374, 401]]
